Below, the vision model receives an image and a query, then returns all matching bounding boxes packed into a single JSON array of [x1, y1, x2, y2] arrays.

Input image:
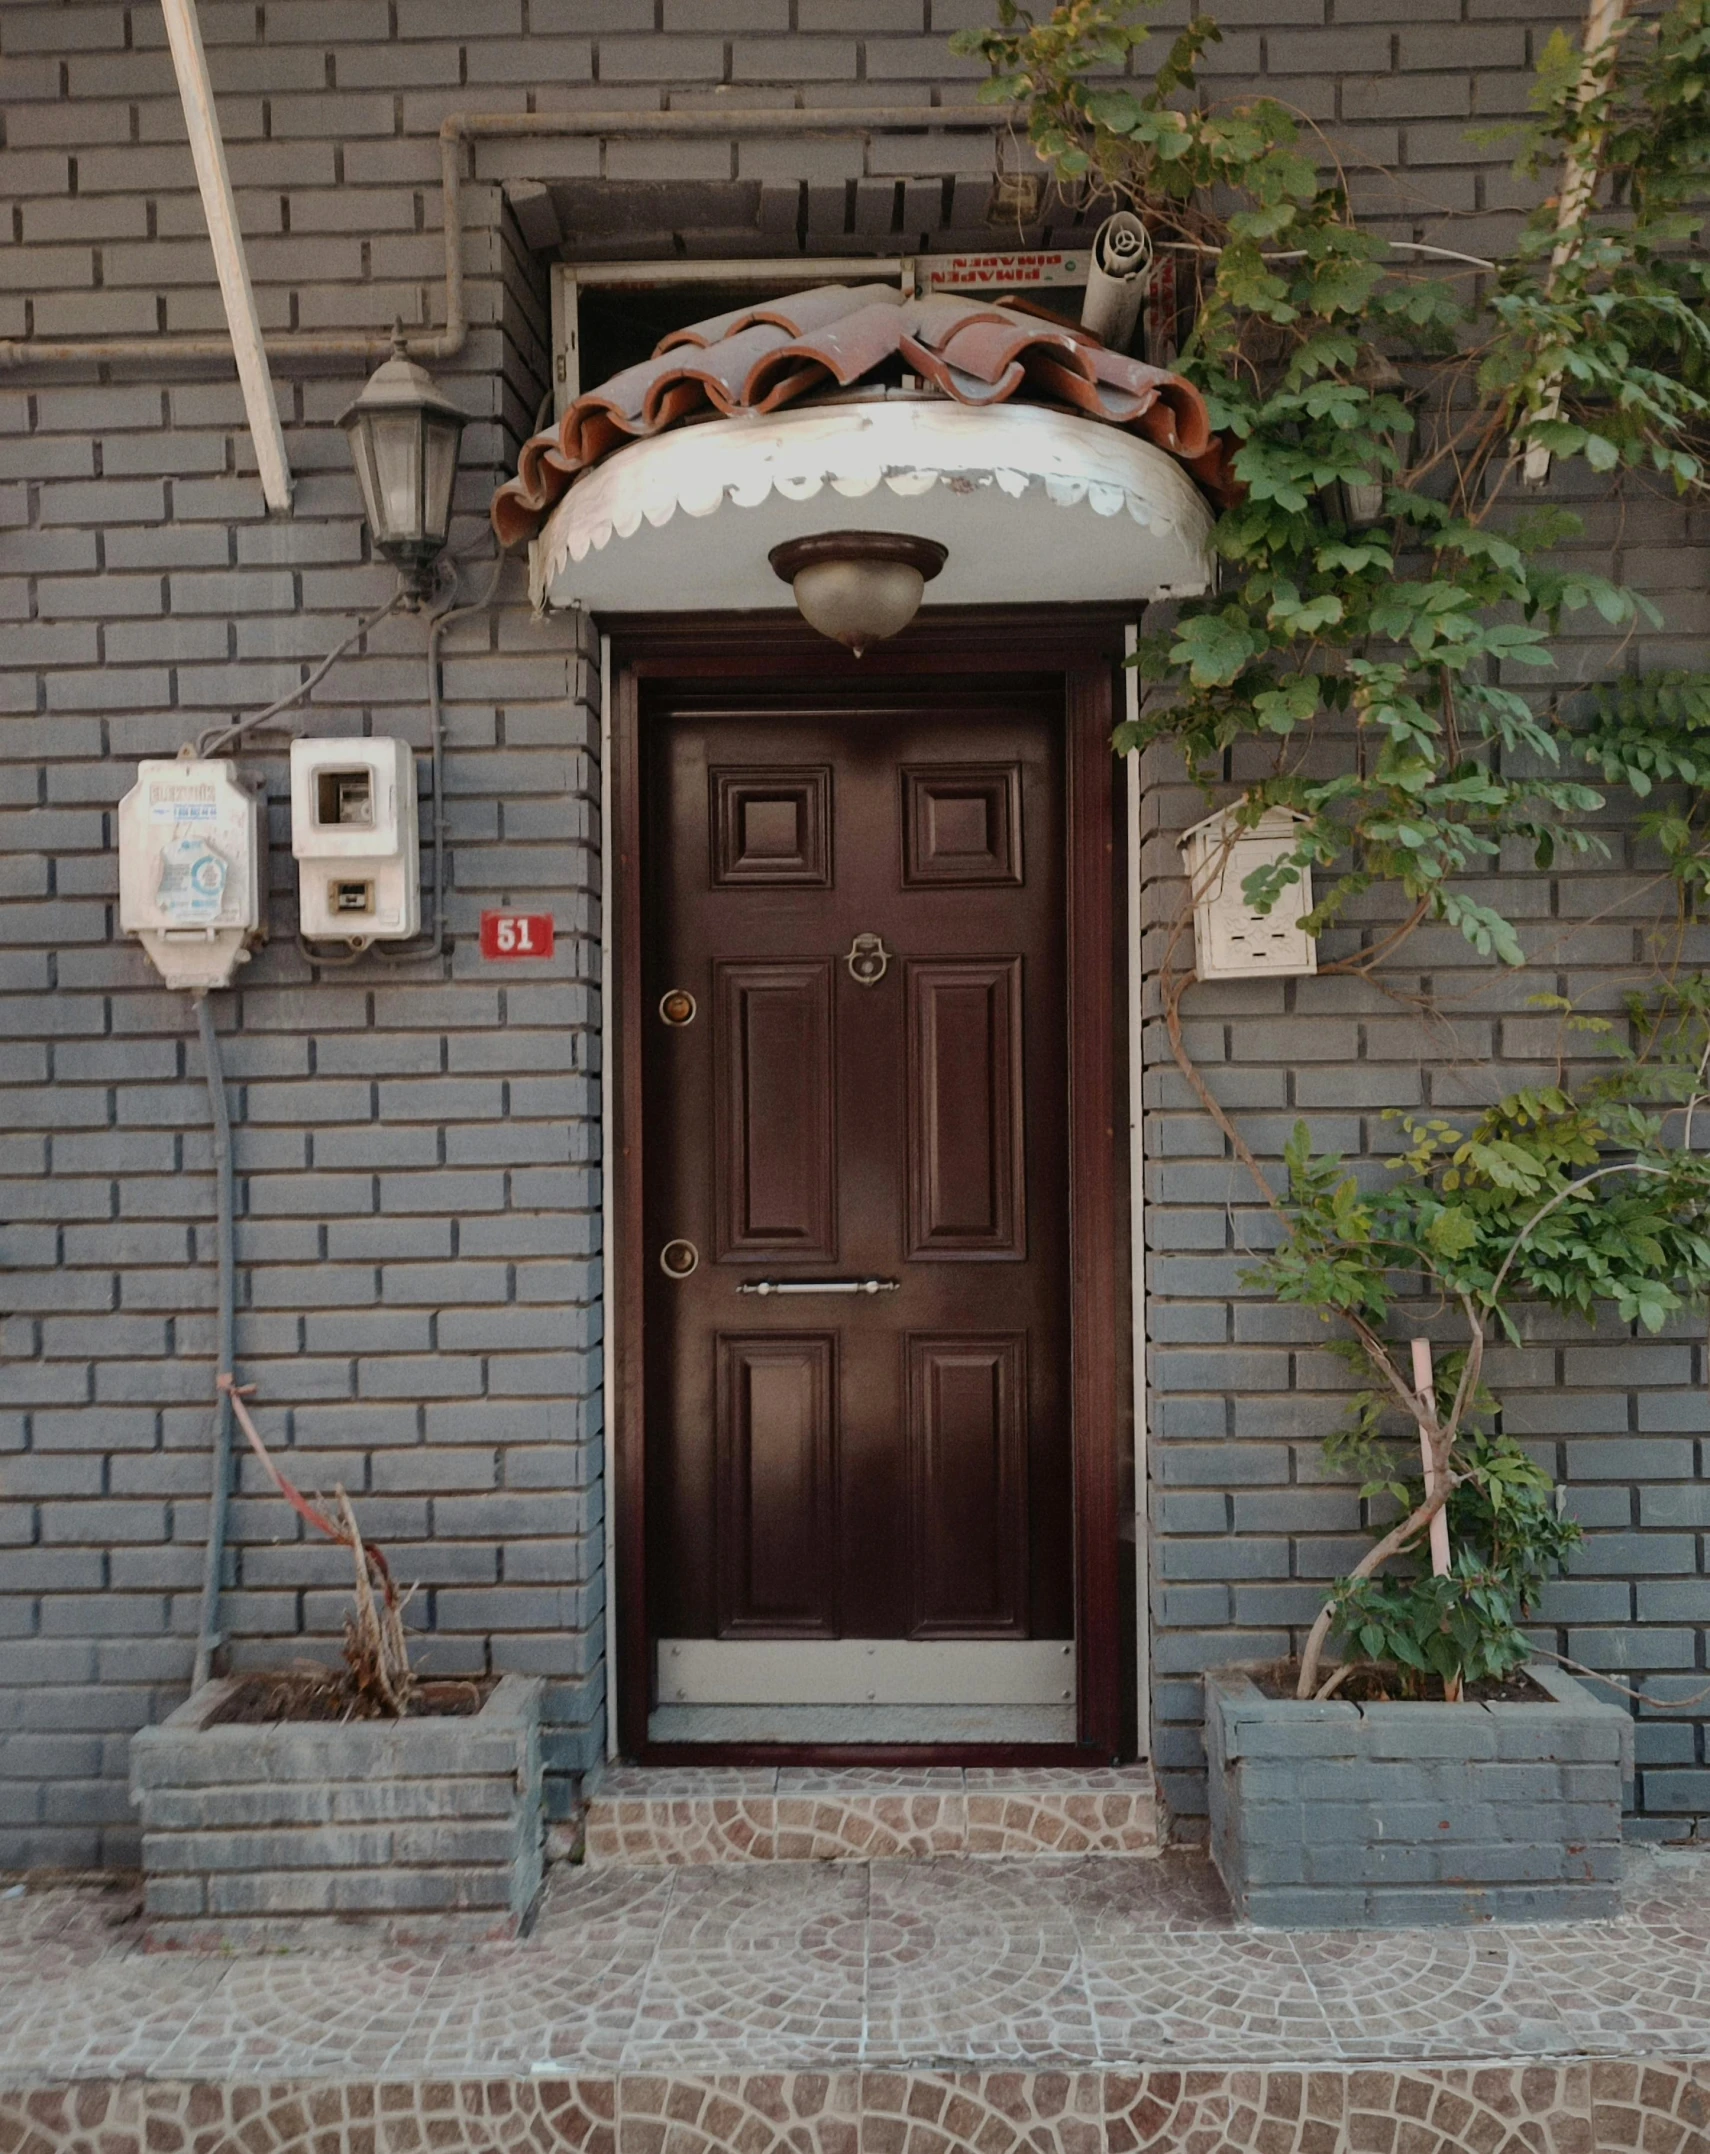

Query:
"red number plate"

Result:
[[479, 911, 555, 960]]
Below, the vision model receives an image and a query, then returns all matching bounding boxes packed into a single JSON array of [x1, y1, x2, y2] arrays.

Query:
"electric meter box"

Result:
[[1180, 803, 1318, 982], [289, 736, 421, 943], [118, 758, 264, 992]]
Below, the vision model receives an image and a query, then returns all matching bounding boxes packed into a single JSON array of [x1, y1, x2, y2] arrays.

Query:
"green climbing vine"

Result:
[[956, 0, 1710, 1698], [956, 0, 1710, 965]]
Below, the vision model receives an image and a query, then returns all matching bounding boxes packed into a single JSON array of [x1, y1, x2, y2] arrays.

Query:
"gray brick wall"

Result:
[[1, 0, 1707, 1866], [0, 0, 621, 1862]]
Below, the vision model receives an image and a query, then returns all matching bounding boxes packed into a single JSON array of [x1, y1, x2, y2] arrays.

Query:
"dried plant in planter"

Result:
[[334, 1485, 415, 1714], [219, 1374, 416, 1717]]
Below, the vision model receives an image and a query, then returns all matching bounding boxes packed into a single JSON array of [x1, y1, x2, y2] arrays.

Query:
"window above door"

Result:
[[551, 254, 1107, 417]]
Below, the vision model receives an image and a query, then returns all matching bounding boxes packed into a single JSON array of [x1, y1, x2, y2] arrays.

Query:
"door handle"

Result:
[[738, 1278, 901, 1296]]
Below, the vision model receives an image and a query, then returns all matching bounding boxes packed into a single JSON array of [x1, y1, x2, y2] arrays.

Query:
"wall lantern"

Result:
[[339, 328, 469, 603], [1338, 353, 1408, 531], [769, 532, 947, 656]]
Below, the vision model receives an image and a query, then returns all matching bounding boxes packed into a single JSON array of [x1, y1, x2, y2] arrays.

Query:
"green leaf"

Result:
[[1424, 1208, 1482, 1257], [1171, 610, 1263, 688], [1084, 88, 1143, 133]]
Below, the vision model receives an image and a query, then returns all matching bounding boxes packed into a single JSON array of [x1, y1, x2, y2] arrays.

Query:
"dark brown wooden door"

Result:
[[641, 689, 1072, 1661]]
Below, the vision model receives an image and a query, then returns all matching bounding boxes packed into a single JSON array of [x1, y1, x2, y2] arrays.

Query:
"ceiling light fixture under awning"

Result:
[[528, 398, 1217, 617], [769, 531, 948, 655]]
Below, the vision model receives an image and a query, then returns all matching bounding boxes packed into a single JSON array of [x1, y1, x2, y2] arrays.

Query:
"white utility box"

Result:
[[1180, 803, 1318, 982], [289, 737, 420, 943], [118, 758, 264, 992]]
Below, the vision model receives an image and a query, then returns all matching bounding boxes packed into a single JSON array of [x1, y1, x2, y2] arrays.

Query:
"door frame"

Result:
[[609, 607, 1130, 1763]]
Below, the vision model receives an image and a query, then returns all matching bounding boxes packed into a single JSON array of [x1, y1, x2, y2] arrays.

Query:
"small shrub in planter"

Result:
[[130, 1405, 543, 1935], [1200, 1077, 1710, 1924]]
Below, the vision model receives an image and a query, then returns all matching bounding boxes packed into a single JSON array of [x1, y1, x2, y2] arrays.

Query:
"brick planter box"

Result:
[[130, 1673, 543, 1933], [1205, 1662, 1631, 1927]]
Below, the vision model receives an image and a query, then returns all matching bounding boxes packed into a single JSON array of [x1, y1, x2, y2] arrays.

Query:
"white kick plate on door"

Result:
[[656, 1638, 1075, 1707]]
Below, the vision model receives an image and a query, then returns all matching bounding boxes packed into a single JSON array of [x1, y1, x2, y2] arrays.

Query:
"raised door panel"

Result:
[[711, 766, 832, 886], [905, 957, 1025, 1259], [902, 764, 1023, 886], [717, 1333, 837, 1636], [714, 960, 836, 1260], [907, 1333, 1027, 1636]]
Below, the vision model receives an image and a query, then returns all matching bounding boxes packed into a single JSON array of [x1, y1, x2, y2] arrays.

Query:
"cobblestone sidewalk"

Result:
[[2, 1848, 1709, 2152]]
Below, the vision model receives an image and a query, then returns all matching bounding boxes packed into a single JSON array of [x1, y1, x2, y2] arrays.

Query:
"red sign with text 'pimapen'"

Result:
[[479, 911, 555, 960]]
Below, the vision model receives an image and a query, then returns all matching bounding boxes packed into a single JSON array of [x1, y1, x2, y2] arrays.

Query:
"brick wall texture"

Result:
[[1, 0, 1707, 1867]]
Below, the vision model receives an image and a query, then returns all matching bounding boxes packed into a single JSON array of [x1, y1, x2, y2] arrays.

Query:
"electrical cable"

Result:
[[373, 548, 507, 964], [293, 930, 367, 969], [190, 994, 237, 1693], [195, 588, 407, 758], [181, 545, 511, 1662]]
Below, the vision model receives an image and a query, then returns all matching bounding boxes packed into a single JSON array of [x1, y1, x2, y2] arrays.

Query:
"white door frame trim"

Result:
[[600, 629, 620, 1761], [1124, 623, 1151, 1755]]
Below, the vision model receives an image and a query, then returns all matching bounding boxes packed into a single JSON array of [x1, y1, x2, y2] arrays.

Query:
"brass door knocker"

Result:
[[845, 932, 891, 987]]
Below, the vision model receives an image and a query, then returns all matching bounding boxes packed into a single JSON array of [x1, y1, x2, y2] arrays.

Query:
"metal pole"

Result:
[[191, 994, 237, 1693], [1521, 0, 1629, 484], [1410, 1336, 1453, 1580], [158, 0, 294, 511]]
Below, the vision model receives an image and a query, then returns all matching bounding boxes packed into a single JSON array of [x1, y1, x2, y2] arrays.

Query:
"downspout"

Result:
[[158, 0, 293, 511], [191, 993, 237, 1693], [0, 109, 997, 373]]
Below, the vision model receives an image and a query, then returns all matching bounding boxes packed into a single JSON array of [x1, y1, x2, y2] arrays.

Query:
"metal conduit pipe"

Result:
[[191, 993, 238, 1694], [416, 551, 506, 957], [0, 108, 1000, 373]]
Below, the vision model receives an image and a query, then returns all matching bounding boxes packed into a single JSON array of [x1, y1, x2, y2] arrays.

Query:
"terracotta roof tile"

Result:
[[491, 281, 1233, 550]]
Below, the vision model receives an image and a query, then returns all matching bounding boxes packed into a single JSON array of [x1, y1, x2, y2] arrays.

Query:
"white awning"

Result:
[[530, 396, 1216, 614]]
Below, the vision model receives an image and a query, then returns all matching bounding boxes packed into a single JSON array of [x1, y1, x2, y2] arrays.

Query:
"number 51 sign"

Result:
[[479, 911, 556, 960]]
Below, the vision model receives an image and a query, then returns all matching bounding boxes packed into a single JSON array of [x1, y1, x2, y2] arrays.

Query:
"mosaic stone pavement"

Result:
[[5, 1851, 1710, 2152], [582, 1769, 1160, 1866]]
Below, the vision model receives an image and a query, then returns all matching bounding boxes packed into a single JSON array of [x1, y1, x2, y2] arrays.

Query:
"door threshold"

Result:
[[634, 1741, 1107, 1767], [649, 1700, 1075, 1746], [656, 1637, 1077, 1709]]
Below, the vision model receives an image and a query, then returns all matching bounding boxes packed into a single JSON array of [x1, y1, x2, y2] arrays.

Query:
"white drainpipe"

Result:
[[158, 0, 294, 513]]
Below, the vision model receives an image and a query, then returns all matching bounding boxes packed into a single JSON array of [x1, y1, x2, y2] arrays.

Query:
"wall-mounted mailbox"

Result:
[[290, 736, 420, 944], [1180, 803, 1318, 982]]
